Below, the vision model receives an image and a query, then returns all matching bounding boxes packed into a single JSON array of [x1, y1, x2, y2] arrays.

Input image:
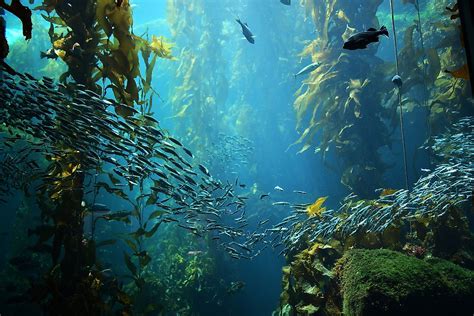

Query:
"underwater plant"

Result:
[[273, 114, 474, 314], [127, 225, 239, 315], [394, 0, 473, 140], [290, 0, 394, 197], [0, 1, 248, 314], [166, 0, 231, 161], [0, 66, 263, 314], [0, 0, 32, 73]]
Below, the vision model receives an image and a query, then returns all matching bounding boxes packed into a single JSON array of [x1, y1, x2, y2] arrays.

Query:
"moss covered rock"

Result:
[[338, 249, 474, 316]]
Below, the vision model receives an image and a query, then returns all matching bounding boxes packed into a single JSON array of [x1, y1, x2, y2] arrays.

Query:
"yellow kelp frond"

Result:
[[307, 196, 328, 217], [96, 0, 133, 38], [307, 242, 334, 256], [380, 189, 398, 197], [149, 35, 174, 60]]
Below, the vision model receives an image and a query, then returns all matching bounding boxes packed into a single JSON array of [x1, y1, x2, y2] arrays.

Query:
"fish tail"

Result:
[[40, 52, 46, 59], [380, 25, 389, 37]]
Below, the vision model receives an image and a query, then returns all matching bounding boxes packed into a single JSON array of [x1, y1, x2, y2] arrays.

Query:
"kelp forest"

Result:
[[0, 0, 473, 315]]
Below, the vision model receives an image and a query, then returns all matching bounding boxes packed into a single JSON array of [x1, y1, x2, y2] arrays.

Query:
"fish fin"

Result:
[[244, 22, 248, 26], [367, 27, 377, 31], [380, 25, 389, 37]]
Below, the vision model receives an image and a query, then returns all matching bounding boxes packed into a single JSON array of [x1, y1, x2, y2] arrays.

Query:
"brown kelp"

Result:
[[0, 0, 32, 72], [268, 116, 474, 257], [396, 0, 472, 137], [292, 0, 392, 196], [273, 116, 474, 315], [5, 14, 66, 77], [1, 3, 257, 315], [166, 0, 230, 159], [2, 1, 174, 313], [37, 0, 173, 105], [131, 225, 238, 315], [0, 67, 275, 312]]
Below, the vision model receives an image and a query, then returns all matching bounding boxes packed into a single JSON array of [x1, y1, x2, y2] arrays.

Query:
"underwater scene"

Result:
[[0, 0, 473, 315]]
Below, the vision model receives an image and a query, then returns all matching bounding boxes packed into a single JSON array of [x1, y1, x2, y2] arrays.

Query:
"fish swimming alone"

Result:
[[40, 48, 58, 59], [294, 61, 321, 78], [280, 0, 291, 5], [236, 19, 255, 44], [343, 26, 389, 50], [392, 74, 403, 88]]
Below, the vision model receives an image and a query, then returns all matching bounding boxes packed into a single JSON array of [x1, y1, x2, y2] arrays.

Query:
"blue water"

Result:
[[1, 0, 470, 315]]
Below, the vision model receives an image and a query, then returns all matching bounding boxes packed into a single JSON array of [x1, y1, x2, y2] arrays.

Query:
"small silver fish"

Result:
[[294, 62, 321, 78]]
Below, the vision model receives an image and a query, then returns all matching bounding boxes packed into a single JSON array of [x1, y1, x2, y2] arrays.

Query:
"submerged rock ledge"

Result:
[[338, 249, 474, 316]]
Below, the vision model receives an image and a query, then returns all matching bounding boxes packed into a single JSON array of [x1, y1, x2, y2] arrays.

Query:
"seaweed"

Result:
[[292, 0, 391, 197], [396, 0, 472, 137], [0, 0, 32, 73], [166, 0, 232, 161], [0, 1, 175, 314], [275, 116, 474, 315]]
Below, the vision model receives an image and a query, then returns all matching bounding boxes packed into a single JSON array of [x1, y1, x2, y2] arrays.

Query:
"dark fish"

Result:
[[40, 48, 58, 59], [260, 194, 269, 199], [236, 19, 255, 44], [280, 0, 291, 5], [343, 26, 389, 50], [392, 75, 402, 88]]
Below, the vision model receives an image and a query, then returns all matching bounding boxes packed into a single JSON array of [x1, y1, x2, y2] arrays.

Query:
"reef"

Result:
[[274, 116, 474, 314], [338, 249, 474, 316], [276, 245, 474, 316]]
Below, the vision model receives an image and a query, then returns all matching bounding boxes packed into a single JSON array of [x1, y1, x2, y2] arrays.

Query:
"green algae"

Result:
[[338, 249, 474, 316]]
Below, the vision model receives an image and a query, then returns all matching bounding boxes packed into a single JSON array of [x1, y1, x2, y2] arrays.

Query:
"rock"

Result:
[[338, 249, 474, 316]]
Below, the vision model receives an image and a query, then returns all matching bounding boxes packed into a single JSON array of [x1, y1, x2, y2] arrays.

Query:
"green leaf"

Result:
[[123, 252, 137, 276], [96, 239, 117, 248], [139, 253, 152, 268], [41, 14, 66, 26], [145, 221, 161, 238], [96, 181, 114, 194], [123, 239, 138, 253], [133, 276, 145, 289], [147, 210, 165, 221], [108, 173, 121, 185], [101, 211, 132, 224], [130, 228, 146, 239], [146, 193, 158, 206]]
